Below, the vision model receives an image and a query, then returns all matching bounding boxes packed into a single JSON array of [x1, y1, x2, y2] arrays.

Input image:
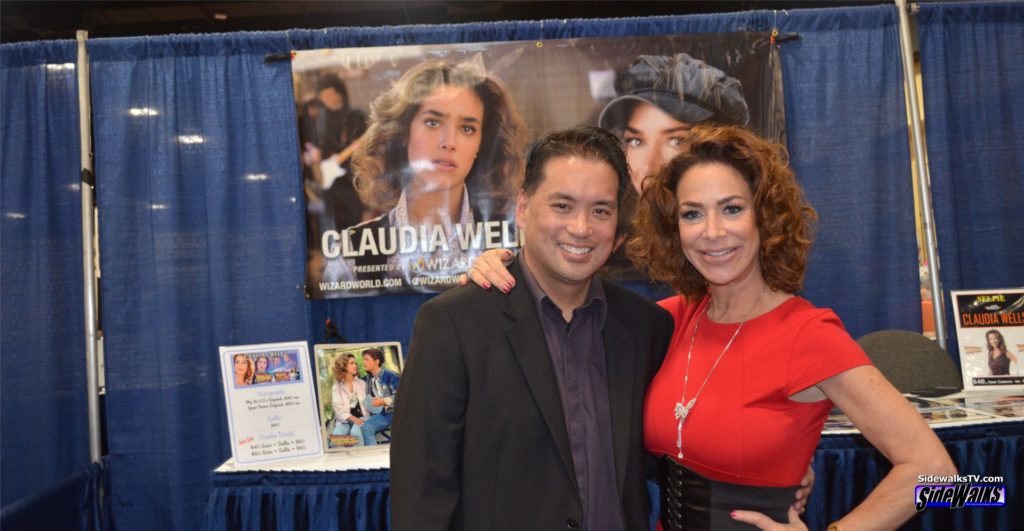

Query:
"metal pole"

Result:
[[77, 30, 102, 463], [894, 0, 947, 349]]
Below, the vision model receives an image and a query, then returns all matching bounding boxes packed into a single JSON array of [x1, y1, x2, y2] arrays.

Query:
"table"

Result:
[[206, 421, 1023, 530]]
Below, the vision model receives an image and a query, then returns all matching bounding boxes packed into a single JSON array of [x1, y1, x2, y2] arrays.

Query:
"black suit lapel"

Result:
[[603, 285, 636, 496], [502, 261, 578, 492]]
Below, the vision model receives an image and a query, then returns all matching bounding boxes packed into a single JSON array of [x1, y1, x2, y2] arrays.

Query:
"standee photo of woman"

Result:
[[986, 329, 1019, 376]]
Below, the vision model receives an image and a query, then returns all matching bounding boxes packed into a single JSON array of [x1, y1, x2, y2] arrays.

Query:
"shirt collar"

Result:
[[517, 252, 607, 325], [392, 184, 474, 230]]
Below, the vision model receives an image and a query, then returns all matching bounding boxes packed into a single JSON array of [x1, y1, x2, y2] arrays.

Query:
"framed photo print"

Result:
[[313, 342, 404, 451]]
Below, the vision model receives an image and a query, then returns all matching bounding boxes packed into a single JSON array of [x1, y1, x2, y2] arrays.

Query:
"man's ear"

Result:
[[613, 232, 627, 252], [515, 191, 528, 230]]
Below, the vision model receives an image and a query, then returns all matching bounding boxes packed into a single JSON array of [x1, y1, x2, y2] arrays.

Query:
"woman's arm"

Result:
[[741, 366, 954, 531], [349, 379, 367, 425], [736, 365, 955, 530], [331, 382, 347, 423], [820, 365, 956, 529]]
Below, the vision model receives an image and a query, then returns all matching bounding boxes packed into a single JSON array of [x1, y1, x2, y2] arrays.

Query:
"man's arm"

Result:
[[382, 370, 401, 407], [389, 299, 470, 531]]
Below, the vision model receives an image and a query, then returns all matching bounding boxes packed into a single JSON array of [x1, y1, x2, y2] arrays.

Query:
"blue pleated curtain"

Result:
[[87, 33, 309, 529], [3, 3, 965, 530], [917, 1, 1024, 361], [0, 41, 91, 507]]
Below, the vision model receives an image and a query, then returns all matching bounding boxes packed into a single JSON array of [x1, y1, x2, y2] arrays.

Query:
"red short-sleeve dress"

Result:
[[645, 295, 871, 530]]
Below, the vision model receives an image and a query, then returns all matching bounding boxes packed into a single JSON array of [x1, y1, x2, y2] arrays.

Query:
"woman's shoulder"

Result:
[[656, 294, 705, 324], [657, 295, 682, 315], [769, 296, 840, 324], [764, 296, 856, 348]]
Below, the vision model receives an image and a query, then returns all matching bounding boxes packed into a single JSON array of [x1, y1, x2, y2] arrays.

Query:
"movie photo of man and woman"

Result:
[[313, 342, 403, 450]]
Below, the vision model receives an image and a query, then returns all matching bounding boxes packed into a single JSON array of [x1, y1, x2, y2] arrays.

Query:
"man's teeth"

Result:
[[560, 244, 592, 255]]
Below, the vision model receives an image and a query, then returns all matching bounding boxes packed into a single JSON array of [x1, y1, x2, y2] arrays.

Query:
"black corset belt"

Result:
[[659, 457, 799, 531]]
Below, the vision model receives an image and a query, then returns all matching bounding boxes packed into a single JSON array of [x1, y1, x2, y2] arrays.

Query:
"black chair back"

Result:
[[856, 330, 962, 393]]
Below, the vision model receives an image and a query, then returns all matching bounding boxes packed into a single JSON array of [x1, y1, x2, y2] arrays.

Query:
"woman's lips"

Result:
[[432, 158, 457, 170]]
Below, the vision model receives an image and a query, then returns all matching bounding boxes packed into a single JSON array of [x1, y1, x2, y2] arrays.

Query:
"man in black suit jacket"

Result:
[[391, 126, 673, 530]]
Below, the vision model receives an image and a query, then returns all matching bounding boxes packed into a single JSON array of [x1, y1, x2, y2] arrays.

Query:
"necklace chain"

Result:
[[674, 290, 765, 460]]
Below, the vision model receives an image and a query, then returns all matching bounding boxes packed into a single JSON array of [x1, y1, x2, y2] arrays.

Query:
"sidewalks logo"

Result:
[[915, 474, 1005, 510]]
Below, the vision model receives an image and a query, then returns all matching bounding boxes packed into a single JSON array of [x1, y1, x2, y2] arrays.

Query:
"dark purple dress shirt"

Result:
[[520, 254, 624, 531]]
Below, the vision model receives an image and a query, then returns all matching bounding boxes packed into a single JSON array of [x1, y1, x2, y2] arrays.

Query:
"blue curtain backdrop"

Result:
[[0, 41, 90, 507], [917, 1, 1024, 361], [87, 33, 309, 530], [4, 4, 928, 530], [772, 7, 922, 338]]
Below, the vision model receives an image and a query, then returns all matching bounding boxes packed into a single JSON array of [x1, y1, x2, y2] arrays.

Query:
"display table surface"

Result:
[[206, 421, 1023, 531]]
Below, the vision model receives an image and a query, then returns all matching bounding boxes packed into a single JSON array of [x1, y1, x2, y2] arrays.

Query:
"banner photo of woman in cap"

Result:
[[294, 32, 784, 297]]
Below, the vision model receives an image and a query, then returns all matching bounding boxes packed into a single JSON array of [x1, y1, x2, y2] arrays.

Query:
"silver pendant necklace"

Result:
[[674, 290, 764, 460]]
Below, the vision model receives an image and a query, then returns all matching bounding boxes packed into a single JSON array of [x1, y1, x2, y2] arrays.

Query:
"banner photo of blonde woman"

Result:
[[293, 31, 785, 297]]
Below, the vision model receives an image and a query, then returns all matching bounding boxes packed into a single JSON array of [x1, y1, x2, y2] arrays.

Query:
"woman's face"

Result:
[[406, 85, 484, 193], [676, 162, 761, 290], [256, 357, 268, 372], [988, 333, 1001, 348], [623, 102, 692, 193], [346, 358, 358, 376], [233, 355, 248, 376]]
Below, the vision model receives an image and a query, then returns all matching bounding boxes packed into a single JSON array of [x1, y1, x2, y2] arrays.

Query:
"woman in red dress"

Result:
[[627, 125, 953, 530]]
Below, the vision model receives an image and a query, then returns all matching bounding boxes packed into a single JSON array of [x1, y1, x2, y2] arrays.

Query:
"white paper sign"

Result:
[[219, 341, 324, 465]]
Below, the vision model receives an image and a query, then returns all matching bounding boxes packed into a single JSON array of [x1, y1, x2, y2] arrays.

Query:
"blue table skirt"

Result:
[[205, 468, 390, 531], [206, 421, 1023, 530], [809, 422, 1023, 530], [1, 460, 109, 531]]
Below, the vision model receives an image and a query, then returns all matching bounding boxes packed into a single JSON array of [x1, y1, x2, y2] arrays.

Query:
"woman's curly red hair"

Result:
[[626, 125, 817, 299]]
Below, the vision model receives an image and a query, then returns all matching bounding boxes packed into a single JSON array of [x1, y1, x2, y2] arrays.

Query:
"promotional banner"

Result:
[[294, 32, 785, 297]]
